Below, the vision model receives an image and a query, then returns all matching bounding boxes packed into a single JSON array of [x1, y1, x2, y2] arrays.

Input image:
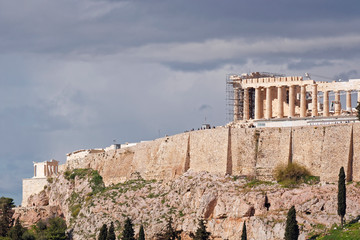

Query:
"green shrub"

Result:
[[274, 163, 311, 186], [64, 168, 105, 193], [71, 204, 81, 218], [90, 170, 105, 194], [64, 170, 72, 180], [245, 179, 274, 188]]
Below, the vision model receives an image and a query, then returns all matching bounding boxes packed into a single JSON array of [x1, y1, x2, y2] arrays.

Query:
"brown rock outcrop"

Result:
[[15, 170, 360, 240]]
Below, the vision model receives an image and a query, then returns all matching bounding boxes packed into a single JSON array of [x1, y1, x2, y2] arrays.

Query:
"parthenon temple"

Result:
[[228, 72, 360, 121]]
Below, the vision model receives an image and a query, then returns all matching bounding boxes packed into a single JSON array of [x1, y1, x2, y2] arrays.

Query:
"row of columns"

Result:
[[238, 84, 359, 121], [317, 89, 353, 117], [242, 85, 302, 120], [45, 164, 58, 176]]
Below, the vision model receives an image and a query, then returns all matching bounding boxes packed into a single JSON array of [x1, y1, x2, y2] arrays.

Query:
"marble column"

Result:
[[312, 84, 318, 117], [346, 91, 352, 112], [255, 87, 262, 120], [323, 91, 329, 117], [259, 89, 264, 119], [288, 85, 295, 117], [277, 86, 284, 118], [243, 88, 249, 120], [266, 87, 272, 119], [233, 88, 240, 121], [335, 91, 341, 116], [300, 85, 307, 117]]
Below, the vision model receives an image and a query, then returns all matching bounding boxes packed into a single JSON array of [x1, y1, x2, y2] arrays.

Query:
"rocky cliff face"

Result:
[[14, 170, 360, 240]]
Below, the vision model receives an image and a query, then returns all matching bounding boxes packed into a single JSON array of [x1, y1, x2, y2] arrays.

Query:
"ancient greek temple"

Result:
[[229, 72, 360, 121], [33, 159, 59, 178]]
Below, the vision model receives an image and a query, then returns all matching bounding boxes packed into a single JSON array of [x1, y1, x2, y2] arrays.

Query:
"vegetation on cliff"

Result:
[[98, 224, 107, 240], [241, 221, 247, 240], [284, 206, 299, 240], [0, 209, 66, 240], [64, 168, 105, 194], [274, 163, 318, 187], [337, 166, 346, 228], [192, 219, 211, 240], [0, 197, 15, 237], [137, 225, 145, 240], [156, 217, 181, 240], [15, 167, 360, 239], [312, 216, 360, 239], [121, 218, 135, 240]]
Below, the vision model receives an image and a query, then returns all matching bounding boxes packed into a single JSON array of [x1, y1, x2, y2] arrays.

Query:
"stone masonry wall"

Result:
[[64, 123, 360, 185], [22, 178, 48, 207]]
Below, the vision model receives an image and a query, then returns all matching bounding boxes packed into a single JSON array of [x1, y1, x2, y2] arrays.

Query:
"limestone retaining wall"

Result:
[[64, 123, 359, 185], [22, 178, 48, 207]]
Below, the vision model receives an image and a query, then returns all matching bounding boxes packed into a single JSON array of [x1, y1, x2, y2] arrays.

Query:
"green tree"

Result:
[[46, 217, 67, 240], [284, 206, 299, 240], [338, 166, 346, 228], [106, 222, 115, 240], [157, 217, 181, 240], [138, 225, 145, 240], [7, 218, 25, 240], [356, 102, 360, 120], [33, 220, 47, 240], [122, 218, 135, 240], [21, 231, 36, 240], [0, 197, 15, 237], [241, 221, 247, 240], [98, 224, 108, 240], [193, 219, 210, 240]]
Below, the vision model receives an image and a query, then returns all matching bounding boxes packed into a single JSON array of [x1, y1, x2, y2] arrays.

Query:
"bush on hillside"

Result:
[[274, 163, 312, 186]]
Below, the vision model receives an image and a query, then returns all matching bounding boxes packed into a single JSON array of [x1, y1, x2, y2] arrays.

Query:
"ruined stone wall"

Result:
[[64, 123, 359, 185]]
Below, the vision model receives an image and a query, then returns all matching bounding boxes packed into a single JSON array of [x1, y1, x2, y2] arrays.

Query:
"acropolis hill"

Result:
[[16, 72, 360, 239], [22, 72, 360, 207]]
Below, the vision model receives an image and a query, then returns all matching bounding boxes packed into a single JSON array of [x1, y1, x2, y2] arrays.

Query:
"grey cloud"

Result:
[[163, 59, 247, 72], [199, 104, 212, 112], [0, 0, 360, 55], [288, 60, 334, 70], [334, 70, 358, 81]]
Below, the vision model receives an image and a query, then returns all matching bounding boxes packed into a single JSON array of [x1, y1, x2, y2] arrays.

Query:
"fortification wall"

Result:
[[255, 127, 291, 179], [64, 123, 359, 185], [22, 178, 48, 207], [131, 133, 189, 180], [188, 128, 229, 174]]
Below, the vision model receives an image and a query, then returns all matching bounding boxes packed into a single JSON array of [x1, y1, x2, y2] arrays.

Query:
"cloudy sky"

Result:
[[1, 0, 360, 204]]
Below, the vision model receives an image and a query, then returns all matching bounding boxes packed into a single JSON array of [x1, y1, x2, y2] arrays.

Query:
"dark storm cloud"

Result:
[[0, 0, 359, 55]]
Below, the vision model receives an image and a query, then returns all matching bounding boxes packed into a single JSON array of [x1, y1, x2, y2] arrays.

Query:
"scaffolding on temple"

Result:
[[226, 72, 285, 122], [226, 74, 243, 122]]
